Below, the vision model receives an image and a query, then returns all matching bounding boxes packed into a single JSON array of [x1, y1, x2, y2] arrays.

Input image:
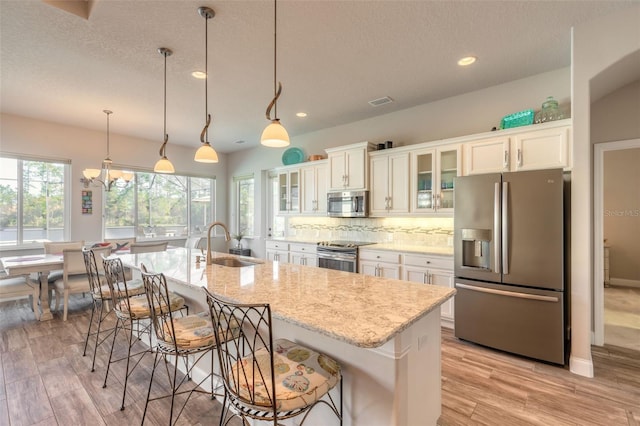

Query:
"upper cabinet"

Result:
[[326, 142, 373, 191], [410, 145, 460, 214], [300, 160, 329, 215], [277, 168, 300, 214], [463, 120, 572, 175], [370, 151, 410, 216]]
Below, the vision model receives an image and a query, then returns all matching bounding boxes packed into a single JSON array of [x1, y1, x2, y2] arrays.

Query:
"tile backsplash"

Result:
[[287, 216, 454, 246]]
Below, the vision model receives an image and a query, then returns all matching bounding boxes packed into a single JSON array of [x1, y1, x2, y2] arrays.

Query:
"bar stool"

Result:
[[101, 256, 185, 411], [140, 264, 223, 425], [81, 246, 118, 372], [203, 288, 343, 426]]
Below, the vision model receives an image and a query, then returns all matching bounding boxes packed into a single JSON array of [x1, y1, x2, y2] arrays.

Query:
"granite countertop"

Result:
[[118, 247, 455, 349]]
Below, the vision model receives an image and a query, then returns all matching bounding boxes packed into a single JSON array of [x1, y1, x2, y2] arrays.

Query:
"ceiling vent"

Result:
[[368, 96, 394, 107]]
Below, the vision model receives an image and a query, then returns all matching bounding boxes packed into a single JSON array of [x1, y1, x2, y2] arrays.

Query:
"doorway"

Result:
[[593, 139, 640, 349]]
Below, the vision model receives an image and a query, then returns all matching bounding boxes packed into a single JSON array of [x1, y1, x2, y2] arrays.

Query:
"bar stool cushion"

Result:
[[232, 338, 341, 412], [161, 311, 215, 350], [118, 291, 185, 319], [97, 278, 144, 299]]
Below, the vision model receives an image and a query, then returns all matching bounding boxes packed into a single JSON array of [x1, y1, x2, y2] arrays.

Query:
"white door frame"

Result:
[[593, 138, 640, 346]]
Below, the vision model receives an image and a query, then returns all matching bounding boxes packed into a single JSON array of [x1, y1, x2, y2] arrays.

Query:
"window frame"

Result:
[[102, 168, 216, 241], [233, 174, 255, 238], [0, 154, 71, 249]]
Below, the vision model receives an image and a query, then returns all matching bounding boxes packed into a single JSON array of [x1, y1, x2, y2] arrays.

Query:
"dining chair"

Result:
[[130, 241, 169, 254], [103, 258, 187, 411], [53, 245, 107, 321], [42, 240, 85, 306], [0, 273, 40, 320], [81, 246, 122, 372], [203, 288, 343, 426], [140, 264, 223, 425]]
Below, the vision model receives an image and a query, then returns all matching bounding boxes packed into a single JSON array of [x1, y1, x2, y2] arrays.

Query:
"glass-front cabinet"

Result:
[[410, 144, 460, 214], [277, 169, 300, 214]]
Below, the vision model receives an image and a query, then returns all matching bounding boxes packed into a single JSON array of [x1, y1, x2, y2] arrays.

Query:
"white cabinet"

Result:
[[289, 242, 318, 267], [410, 145, 460, 214], [265, 240, 289, 263], [513, 125, 571, 171], [370, 151, 410, 216], [300, 161, 328, 215], [463, 120, 571, 175], [326, 142, 372, 191], [402, 253, 454, 326], [277, 169, 300, 214], [359, 249, 401, 279]]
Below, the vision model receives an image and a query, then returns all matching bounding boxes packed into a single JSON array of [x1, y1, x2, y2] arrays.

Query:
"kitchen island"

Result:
[[118, 247, 455, 426]]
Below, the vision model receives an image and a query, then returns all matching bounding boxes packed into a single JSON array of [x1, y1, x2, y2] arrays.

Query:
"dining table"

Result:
[[1, 254, 63, 321]]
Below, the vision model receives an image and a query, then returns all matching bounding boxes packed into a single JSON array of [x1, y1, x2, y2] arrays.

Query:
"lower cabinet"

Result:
[[289, 242, 318, 267], [359, 249, 401, 279], [402, 253, 454, 327], [265, 241, 289, 263]]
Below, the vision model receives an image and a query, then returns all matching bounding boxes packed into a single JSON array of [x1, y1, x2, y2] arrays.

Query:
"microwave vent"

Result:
[[368, 96, 394, 107]]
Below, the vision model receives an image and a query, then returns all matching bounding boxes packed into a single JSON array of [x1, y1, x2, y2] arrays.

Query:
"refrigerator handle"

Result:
[[456, 283, 559, 302], [494, 182, 501, 274], [502, 182, 509, 275]]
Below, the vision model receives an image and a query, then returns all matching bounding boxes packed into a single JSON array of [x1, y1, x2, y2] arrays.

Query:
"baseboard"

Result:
[[609, 278, 640, 289], [569, 355, 594, 378]]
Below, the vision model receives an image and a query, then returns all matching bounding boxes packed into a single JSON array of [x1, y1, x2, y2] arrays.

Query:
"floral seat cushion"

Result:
[[231, 338, 341, 412], [116, 291, 185, 319]]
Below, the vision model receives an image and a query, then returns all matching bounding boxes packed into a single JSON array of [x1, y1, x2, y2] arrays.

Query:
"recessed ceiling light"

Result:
[[296, 112, 307, 118], [192, 71, 206, 79], [235, 140, 245, 144], [457, 56, 477, 66]]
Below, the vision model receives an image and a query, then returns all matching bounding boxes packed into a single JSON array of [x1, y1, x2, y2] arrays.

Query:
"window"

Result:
[[234, 175, 254, 237], [0, 156, 69, 246], [104, 171, 215, 240]]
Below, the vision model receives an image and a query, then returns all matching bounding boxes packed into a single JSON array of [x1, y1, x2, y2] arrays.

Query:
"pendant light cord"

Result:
[[273, 0, 277, 119], [205, 11, 209, 142], [164, 50, 167, 143], [106, 111, 110, 157]]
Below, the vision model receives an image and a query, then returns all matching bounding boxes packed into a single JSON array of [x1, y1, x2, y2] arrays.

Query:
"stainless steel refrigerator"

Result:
[[453, 168, 567, 365]]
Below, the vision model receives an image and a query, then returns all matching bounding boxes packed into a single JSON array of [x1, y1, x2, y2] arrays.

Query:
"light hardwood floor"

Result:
[[1, 296, 639, 425]]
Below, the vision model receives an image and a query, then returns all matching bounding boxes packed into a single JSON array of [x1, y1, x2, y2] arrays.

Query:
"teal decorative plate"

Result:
[[282, 147, 304, 165]]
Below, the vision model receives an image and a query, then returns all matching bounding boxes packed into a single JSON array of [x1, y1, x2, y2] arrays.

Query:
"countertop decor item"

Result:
[[534, 96, 564, 124], [500, 109, 534, 129], [308, 154, 324, 161], [282, 147, 304, 165]]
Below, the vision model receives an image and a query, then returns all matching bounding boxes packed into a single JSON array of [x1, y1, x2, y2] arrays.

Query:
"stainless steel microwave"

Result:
[[327, 190, 369, 217]]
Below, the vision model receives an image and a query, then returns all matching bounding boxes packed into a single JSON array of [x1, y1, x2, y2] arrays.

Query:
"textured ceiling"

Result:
[[0, 0, 636, 153]]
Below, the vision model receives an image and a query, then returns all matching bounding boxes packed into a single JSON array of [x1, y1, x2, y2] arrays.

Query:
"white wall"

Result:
[[571, 4, 640, 377], [229, 67, 571, 258], [0, 113, 229, 248]]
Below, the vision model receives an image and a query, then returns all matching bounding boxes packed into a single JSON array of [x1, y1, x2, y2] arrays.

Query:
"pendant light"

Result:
[[194, 6, 219, 163], [154, 47, 175, 174], [82, 110, 134, 191], [260, 0, 290, 148]]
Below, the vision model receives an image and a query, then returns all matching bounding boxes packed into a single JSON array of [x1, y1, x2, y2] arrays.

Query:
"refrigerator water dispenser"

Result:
[[461, 229, 491, 270]]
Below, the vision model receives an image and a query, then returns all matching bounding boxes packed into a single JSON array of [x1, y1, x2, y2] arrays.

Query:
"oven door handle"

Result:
[[317, 253, 356, 261]]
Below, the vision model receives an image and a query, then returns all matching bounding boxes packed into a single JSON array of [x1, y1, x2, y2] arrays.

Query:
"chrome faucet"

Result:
[[205, 221, 231, 265]]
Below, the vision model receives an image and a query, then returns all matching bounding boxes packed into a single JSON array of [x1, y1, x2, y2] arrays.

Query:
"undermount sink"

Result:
[[210, 257, 263, 268]]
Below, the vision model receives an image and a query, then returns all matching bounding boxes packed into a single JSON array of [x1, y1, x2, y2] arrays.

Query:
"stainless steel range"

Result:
[[316, 240, 374, 273]]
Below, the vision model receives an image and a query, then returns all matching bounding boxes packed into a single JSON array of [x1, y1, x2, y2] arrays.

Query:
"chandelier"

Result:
[[82, 110, 133, 191]]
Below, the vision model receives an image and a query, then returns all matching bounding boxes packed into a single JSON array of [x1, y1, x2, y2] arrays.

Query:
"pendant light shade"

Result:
[[195, 7, 219, 163], [261, 119, 290, 148], [154, 47, 175, 174], [261, 0, 289, 148]]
